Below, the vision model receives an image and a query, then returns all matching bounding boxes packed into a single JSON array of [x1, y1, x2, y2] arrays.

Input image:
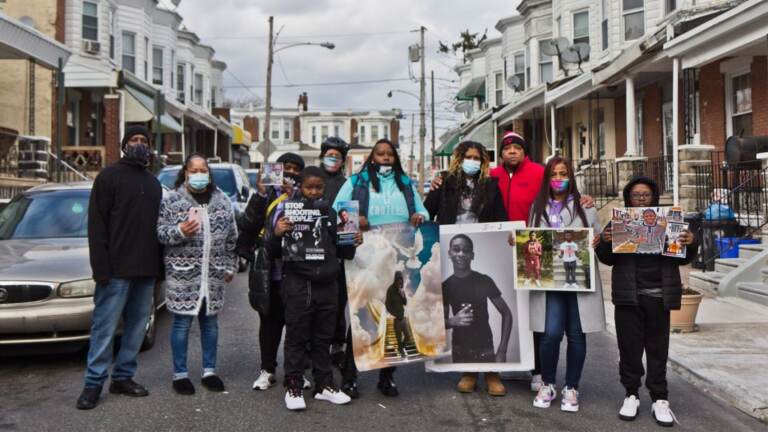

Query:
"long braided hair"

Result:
[[444, 140, 492, 215]]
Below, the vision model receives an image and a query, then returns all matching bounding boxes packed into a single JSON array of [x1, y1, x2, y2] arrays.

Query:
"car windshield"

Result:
[[157, 167, 237, 197], [0, 190, 90, 240], [247, 172, 258, 188]]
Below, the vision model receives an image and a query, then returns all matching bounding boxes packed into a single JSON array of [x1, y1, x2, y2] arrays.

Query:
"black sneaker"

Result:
[[76, 386, 102, 410], [378, 376, 399, 397], [201, 375, 226, 392], [109, 379, 149, 397], [172, 378, 195, 395], [341, 380, 360, 399]]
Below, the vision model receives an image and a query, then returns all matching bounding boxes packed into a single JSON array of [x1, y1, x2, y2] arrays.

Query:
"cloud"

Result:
[[175, 0, 517, 146]]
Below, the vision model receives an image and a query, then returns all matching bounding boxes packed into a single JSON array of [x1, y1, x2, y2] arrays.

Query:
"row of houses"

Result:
[[444, 0, 768, 213], [0, 0, 249, 190]]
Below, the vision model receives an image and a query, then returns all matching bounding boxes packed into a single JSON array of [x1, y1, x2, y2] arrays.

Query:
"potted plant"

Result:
[[670, 287, 703, 333]]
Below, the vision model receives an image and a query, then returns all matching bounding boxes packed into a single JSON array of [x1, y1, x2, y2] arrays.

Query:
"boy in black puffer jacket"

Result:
[[595, 176, 697, 427], [267, 166, 362, 411]]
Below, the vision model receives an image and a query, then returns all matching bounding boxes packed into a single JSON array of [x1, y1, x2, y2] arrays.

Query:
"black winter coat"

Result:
[[322, 169, 346, 203], [424, 173, 507, 224], [88, 158, 163, 282], [236, 187, 282, 258], [595, 222, 698, 310]]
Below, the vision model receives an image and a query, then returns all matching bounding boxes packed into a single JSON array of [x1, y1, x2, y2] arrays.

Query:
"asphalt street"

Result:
[[0, 273, 765, 432]]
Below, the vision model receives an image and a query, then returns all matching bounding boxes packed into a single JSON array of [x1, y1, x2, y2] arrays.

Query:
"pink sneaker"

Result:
[[533, 384, 557, 408]]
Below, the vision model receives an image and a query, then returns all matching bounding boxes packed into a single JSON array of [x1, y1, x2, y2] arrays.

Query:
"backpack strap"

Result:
[[259, 193, 289, 238], [351, 174, 370, 218]]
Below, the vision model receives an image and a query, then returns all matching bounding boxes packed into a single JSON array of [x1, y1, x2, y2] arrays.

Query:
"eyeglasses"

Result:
[[630, 193, 653, 199]]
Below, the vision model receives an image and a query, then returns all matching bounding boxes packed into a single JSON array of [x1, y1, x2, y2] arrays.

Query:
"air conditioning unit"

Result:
[[83, 40, 101, 54]]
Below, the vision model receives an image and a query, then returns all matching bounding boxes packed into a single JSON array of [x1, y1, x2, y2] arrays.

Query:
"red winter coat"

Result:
[[490, 157, 545, 222]]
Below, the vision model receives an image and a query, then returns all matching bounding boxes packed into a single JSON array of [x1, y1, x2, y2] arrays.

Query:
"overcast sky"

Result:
[[172, 0, 518, 150]]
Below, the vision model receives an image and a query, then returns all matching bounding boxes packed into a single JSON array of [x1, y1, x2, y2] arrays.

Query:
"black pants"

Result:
[[332, 263, 348, 347], [258, 281, 285, 374], [564, 261, 577, 284], [393, 317, 408, 355], [342, 327, 397, 383], [531, 332, 542, 375], [282, 273, 338, 389], [615, 295, 671, 402]]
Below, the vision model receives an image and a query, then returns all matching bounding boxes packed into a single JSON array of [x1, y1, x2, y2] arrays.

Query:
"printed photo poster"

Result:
[[335, 200, 359, 246], [612, 207, 686, 255], [427, 222, 535, 373], [345, 222, 447, 371], [512, 228, 596, 292], [261, 162, 284, 186], [280, 200, 327, 261]]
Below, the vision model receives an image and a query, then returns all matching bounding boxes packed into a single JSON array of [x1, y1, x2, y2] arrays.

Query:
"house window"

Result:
[[514, 53, 525, 92], [597, 108, 606, 157], [666, 0, 677, 14], [321, 125, 329, 142], [312, 126, 317, 143], [194, 73, 203, 105], [371, 125, 379, 142], [152, 47, 163, 85], [525, 45, 531, 88], [623, 0, 644, 41], [170, 50, 175, 88], [82, 1, 98, 41], [189, 65, 195, 101], [271, 121, 279, 140], [284, 121, 291, 140], [359, 125, 366, 143], [601, 0, 609, 51], [122, 32, 135, 73], [731, 73, 753, 137], [334, 124, 340, 137], [384, 125, 389, 139], [176, 63, 185, 102], [144, 37, 149, 80], [495, 72, 503, 106], [108, 8, 116, 59], [538, 40, 553, 84], [573, 11, 590, 61]]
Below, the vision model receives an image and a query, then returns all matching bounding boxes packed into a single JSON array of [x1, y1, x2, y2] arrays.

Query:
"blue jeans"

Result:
[[84, 278, 155, 388], [540, 291, 587, 388], [170, 301, 219, 379]]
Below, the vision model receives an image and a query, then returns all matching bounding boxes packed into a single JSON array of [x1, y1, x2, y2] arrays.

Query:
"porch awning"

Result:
[[493, 85, 546, 125], [435, 130, 461, 157], [545, 72, 599, 107], [463, 117, 495, 149], [122, 86, 182, 133], [232, 124, 251, 146], [0, 13, 70, 69], [456, 77, 486, 101]]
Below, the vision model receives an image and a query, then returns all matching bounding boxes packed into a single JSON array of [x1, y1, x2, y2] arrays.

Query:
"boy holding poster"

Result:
[[268, 166, 362, 411], [596, 177, 696, 426]]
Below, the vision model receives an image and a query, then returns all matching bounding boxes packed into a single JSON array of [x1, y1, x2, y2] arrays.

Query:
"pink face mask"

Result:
[[550, 179, 569, 193]]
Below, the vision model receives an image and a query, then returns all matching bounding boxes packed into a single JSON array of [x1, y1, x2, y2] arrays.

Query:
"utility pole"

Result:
[[264, 16, 274, 162], [418, 26, 426, 196], [430, 69, 436, 170]]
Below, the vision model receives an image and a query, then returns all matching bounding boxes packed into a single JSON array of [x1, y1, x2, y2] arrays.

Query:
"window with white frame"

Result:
[[623, 0, 644, 41], [312, 126, 317, 143], [144, 37, 149, 80], [602, 0, 609, 51], [538, 40, 553, 84], [189, 65, 195, 101], [108, 8, 116, 59], [495, 72, 503, 106], [514, 53, 525, 92], [152, 47, 163, 85], [371, 125, 380, 142], [573, 11, 590, 61], [525, 44, 531, 88], [731, 73, 753, 137], [82, 2, 98, 41], [666, 0, 677, 14], [359, 125, 366, 143], [334, 124, 340, 137], [170, 50, 175, 88], [321, 125, 329, 142], [176, 63, 185, 102], [122, 32, 135, 73], [194, 73, 203, 105], [271, 121, 279, 140], [284, 121, 291, 140], [384, 124, 389, 139]]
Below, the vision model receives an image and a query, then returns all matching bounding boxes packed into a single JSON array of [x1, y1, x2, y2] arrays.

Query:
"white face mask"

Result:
[[378, 165, 393, 176]]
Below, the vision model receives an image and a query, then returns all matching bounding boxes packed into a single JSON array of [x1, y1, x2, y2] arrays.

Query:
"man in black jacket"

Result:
[[76, 125, 163, 410], [595, 176, 696, 427]]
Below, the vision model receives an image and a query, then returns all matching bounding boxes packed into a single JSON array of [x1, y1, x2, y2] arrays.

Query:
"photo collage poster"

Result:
[[512, 228, 596, 292], [612, 206, 687, 258]]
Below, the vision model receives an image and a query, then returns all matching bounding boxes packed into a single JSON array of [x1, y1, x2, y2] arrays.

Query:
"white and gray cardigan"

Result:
[[157, 187, 238, 316]]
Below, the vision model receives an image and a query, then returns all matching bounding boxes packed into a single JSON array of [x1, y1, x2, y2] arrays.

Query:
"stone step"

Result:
[[736, 282, 768, 307], [714, 258, 747, 274], [739, 244, 768, 260], [688, 271, 724, 295]]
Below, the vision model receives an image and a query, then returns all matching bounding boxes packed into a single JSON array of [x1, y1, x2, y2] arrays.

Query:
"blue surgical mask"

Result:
[[462, 159, 481, 176], [188, 172, 210, 191], [322, 156, 340, 170]]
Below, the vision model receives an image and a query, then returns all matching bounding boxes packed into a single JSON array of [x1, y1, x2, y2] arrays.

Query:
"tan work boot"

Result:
[[485, 372, 506, 396], [456, 373, 478, 393]]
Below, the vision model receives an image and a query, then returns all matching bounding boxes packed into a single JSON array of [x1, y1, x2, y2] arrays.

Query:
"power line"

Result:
[[202, 30, 413, 41], [225, 69, 262, 101], [223, 78, 415, 89]]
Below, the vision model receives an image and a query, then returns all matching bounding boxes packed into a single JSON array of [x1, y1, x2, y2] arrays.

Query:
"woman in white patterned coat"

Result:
[[157, 153, 238, 396]]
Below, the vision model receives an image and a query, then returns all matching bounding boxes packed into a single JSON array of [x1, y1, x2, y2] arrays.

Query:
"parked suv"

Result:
[[157, 163, 254, 215], [0, 182, 164, 349]]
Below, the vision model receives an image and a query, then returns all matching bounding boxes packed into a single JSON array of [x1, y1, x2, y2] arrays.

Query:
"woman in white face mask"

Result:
[[156, 153, 238, 396], [319, 137, 350, 203]]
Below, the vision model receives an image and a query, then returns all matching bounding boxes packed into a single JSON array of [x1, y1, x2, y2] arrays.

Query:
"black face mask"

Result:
[[123, 144, 151, 167]]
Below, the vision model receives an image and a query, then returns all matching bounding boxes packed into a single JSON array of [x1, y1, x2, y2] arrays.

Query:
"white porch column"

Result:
[[672, 57, 680, 205], [625, 76, 637, 156], [214, 126, 219, 157], [530, 39, 540, 87], [550, 104, 557, 157], [180, 115, 186, 160]]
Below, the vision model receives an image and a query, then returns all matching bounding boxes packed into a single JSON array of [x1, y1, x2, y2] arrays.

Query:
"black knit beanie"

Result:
[[121, 124, 151, 149]]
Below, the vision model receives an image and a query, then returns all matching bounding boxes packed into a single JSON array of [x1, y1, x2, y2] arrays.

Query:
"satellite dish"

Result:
[[18, 16, 37, 29], [540, 37, 569, 56], [561, 49, 581, 64], [571, 43, 591, 62], [506, 75, 521, 91], [561, 42, 591, 72]]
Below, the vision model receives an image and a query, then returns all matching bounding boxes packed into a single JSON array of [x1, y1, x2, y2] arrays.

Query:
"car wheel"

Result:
[[140, 304, 157, 352]]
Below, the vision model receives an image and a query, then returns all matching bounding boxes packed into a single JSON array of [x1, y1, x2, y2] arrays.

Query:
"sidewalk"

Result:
[[600, 264, 768, 423]]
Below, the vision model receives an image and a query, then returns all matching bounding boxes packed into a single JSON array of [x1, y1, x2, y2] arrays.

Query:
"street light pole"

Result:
[[264, 16, 274, 163], [418, 26, 426, 197]]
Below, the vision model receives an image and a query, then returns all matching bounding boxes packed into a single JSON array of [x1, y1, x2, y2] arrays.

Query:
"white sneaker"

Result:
[[530, 374, 543, 392], [533, 384, 557, 408], [303, 376, 312, 390], [535, 280, 542, 288], [314, 386, 352, 405], [561, 387, 579, 412], [285, 388, 306, 411], [652, 400, 677, 427], [252, 370, 275, 391], [619, 395, 640, 421]]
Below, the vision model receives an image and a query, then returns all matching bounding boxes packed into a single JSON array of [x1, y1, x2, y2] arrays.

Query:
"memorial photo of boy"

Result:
[[523, 232, 543, 288], [443, 234, 513, 363], [559, 231, 579, 288]]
